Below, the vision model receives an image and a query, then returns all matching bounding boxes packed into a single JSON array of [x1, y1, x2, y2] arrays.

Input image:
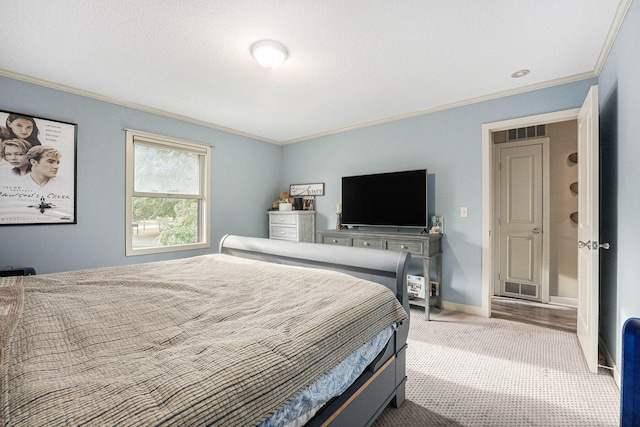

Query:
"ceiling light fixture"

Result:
[[511, 69, 530, 78], [251, 40, 288, 69]]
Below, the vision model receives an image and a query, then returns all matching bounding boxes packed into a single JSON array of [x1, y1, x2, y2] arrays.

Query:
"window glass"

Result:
[[131, 197, 200, 249], [134, 144, 200, 195]]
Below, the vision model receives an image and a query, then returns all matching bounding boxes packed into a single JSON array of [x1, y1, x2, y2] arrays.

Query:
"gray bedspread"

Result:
[[0, 254, 406, 426]]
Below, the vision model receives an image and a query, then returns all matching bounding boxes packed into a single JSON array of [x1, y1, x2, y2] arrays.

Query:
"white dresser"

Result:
[[268, 211, 316, 243]]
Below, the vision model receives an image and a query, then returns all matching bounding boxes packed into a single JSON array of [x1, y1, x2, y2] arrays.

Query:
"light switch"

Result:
[[460, 207, 468, 218]]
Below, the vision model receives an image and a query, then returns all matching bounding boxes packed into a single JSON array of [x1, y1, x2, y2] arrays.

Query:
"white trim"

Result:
[[284, 74, 596, 145], [482, 109, 580, 318], [549, 296, 578, 307], [1, 67, 595, 146], [594, 0, 633, 75], [542, 140, 551, 303], [123, 128, 214, 152], [599, 336, 621, 388], [125, 129, 211, 256], [0, 69, 277, 144], [441, 300, 484, 318]]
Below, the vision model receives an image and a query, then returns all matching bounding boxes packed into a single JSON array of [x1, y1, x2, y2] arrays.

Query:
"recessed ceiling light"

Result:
[[251, 40, 288, 69], [511, 69, 530, 78]]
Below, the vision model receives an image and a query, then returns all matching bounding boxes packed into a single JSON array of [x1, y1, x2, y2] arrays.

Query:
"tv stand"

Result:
[[317, 229, 442, 320]]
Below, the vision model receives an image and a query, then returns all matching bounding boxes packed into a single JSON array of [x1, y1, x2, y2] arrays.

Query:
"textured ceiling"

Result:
[[0, 1, 624, 143]]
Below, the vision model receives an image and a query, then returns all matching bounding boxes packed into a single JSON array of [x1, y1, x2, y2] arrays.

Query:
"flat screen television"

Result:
[[341, 169, 428, 229]]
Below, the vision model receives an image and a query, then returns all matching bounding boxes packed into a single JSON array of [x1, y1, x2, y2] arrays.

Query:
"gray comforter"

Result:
[[0, 254, 406, 426]]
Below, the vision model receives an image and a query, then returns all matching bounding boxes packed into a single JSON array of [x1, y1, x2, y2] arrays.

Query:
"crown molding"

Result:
[[594, 0, 633, 76], [0, 69, 278, 145], [281, 72, 597, 145], [0, 68, 600, 146]]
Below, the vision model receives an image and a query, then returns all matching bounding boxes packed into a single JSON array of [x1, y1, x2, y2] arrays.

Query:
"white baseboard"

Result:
[[599, 336, 621, 388], [549, 296, 578, 307], [441, 300, 484, 317]]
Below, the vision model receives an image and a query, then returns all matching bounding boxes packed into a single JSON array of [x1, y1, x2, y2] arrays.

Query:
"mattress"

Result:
[[261, 325, 395, 427], [0, 254, 407, 426]]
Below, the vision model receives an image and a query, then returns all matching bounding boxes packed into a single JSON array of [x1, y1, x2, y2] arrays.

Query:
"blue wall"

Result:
[[0, 76, 281, 273], [281, 79, 597, 309], [597, 0, 640, 370], [3, 1, 638, 371], [280, 0, 640, 370]]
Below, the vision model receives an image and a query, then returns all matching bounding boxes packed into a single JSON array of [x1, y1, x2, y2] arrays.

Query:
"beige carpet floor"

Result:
[[373, 308, 620, 426]]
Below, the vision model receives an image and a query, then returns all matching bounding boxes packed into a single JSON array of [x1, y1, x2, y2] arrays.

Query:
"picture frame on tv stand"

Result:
[[430, 216, 444, 234]]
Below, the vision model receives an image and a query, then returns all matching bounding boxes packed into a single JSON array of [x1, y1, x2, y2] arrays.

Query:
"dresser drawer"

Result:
[[270, 226, 297, 240], [269, 214, 297, 226], [321, 235, 350, 246], [353, 237, 383, 250], [268, 211, 315, 243], [386, 239, 424, 256]]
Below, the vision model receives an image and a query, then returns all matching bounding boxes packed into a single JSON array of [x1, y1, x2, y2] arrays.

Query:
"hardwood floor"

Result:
[[491, 296, 577, 333]]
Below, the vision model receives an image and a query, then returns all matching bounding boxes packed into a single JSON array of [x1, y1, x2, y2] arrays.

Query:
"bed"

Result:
[[0, 235, 410, 426]]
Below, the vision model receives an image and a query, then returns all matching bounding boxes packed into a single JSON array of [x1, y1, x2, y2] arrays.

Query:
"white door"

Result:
[[498, 143, 543, 301], [577, 85, 599, 373]]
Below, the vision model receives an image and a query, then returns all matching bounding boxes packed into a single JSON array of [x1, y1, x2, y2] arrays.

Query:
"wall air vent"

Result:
[[521, 284, 537, 297], [503, 281, 540, 301], [507, 124, 546, 141], [492, 124, 547, 144], [505, 281, 520, 294]]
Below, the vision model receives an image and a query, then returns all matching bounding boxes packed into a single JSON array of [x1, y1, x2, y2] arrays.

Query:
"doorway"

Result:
[[482, 87, 601, 373], [491, 121, 580, 310], [481, 108, 582, 318]]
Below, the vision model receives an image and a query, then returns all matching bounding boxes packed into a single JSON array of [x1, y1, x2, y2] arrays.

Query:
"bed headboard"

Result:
[[218, 234, 410, 315]]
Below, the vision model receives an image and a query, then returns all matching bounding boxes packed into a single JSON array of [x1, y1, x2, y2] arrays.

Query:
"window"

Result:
[[126, 129, 211, 256]]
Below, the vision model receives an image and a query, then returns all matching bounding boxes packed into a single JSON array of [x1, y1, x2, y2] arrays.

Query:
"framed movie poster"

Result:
[[0, 110, 77, 225]]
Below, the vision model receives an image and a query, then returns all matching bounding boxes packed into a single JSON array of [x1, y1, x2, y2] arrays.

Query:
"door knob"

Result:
[[578, 240, 591, 249], [592, 241, 611, 250], [533, 228, 541, 234]]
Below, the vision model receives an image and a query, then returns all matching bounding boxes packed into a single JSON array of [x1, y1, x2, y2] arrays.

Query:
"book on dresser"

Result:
[[407, 275, 425, 299]]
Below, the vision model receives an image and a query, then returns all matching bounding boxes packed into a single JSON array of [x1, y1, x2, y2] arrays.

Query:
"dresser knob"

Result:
[[364, 242, 370, 246], [401, 245, 408, 249], [332, 239, 338, 243]]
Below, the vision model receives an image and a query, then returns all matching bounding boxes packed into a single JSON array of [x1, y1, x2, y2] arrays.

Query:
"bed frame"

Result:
[[219, 234, 410, 427]]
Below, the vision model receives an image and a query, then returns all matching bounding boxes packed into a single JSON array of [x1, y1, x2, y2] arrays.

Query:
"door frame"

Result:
[[481, 108, 580, 318], [493, 138, 550, 302]]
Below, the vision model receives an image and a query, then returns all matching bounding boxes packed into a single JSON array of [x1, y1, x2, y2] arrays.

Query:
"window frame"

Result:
[[125, 129, 211, 256]]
